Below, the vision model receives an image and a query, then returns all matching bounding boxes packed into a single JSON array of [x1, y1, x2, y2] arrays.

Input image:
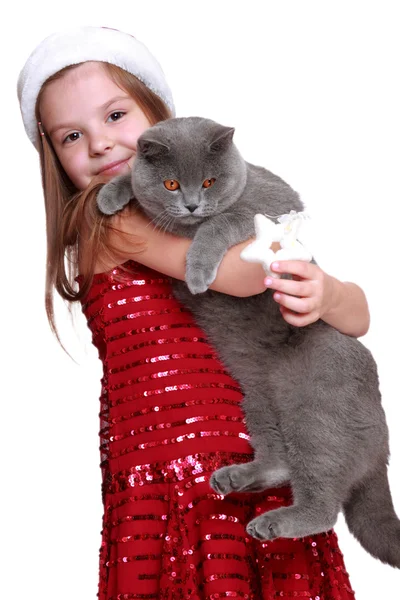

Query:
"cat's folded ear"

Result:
[[209, 126, 235, 153], [137, 135, 170, 160]]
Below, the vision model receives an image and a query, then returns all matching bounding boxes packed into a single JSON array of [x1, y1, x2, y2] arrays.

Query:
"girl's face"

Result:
[[40, 62, 151, 190]]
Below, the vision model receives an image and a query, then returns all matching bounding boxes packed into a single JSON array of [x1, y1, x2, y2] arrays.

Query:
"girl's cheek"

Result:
[[123, 129, 142, 147], [70, 153, 87, 173], [125, 116, 151, 145], [64, 155, 88, 189]]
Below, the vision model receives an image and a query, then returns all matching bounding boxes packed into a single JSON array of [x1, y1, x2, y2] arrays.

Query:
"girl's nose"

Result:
[[89, 133, 115, 156]]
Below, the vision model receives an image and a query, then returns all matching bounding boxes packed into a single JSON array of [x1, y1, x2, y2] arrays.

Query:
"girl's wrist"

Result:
[[320, 275, 345, 325], [320, 277, 370, 337]]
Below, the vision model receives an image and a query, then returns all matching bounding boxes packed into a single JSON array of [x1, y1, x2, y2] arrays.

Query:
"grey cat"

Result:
[[97, 116, 400, 568]]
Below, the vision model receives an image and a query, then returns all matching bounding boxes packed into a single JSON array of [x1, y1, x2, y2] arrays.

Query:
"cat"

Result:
[[97, 116, 400, 568]]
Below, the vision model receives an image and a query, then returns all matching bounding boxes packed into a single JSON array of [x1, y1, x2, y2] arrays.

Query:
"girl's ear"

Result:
[[209, 126, 235, 153], [137, 136, 170, 159]]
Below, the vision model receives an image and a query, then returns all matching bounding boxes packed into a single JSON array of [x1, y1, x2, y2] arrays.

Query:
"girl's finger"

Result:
[[279, 306, 318, 327], [271, 260, 318, 280], [273, 291, 316, 315], [264, 276, 313, 298]]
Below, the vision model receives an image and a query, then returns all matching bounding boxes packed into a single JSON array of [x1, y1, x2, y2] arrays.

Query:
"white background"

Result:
[[2, 1, 399, 598]]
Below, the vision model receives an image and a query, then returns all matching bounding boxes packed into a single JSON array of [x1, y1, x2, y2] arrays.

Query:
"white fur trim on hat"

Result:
[[17, 26, 175, 147]]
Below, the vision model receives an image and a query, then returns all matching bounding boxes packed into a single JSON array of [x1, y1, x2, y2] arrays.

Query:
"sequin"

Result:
[[109, 366, 229, 388], [107, 292, 174, 309], [78, 261, 356, 600], [108, 381, 242, 408]]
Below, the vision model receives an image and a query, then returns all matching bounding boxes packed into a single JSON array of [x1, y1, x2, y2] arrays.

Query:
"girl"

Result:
[[18, 26, 369, 600]]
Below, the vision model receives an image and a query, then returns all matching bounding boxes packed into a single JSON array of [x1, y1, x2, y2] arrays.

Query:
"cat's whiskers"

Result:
[[161, 217, 176, 234], [159, 210, 177, 230], [146, 208, 171, 232], [154, 211, 177, 234]]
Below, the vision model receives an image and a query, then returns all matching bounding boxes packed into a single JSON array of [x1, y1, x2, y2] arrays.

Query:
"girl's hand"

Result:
[[264, 261, 334, 327]]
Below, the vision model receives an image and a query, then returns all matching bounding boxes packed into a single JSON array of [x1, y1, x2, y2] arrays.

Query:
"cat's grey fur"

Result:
[[97, 116, 400, 567]]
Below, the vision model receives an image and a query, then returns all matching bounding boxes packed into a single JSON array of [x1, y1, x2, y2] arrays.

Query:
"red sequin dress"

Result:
[[80, 261, 356, 600]]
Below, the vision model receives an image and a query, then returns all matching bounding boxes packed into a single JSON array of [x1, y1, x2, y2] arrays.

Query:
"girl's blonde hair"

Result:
[[35, 62, 172, 341]]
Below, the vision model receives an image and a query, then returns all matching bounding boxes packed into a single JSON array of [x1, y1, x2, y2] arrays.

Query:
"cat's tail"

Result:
[[343, 466, 400, 568]]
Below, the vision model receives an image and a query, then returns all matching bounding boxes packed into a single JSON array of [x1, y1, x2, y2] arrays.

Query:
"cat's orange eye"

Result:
[[164, 179, 180, 191], [203, 178, 216, 188]]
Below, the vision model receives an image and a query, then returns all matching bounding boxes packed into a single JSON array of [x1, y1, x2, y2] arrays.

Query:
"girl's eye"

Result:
[[108, 111, 125, 122], [203, 178, 216, 188], [164, 180, 180, 191], [63, 131, 82, 144]]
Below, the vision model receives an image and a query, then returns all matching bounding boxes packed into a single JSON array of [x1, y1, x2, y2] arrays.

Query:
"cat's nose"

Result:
[[185, 204, 198, 213]]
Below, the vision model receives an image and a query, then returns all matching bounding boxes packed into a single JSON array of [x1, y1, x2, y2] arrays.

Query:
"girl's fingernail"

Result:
[[274, 293, 281, 300], [264, 277, 272, 286], [271, 262, 280, 271]]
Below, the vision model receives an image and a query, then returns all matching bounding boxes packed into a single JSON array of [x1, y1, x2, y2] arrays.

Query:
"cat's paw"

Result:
[[246, 513, 282, 541], [186, 264, 218, 295], [209, 465, 247, 495], [97, 181, 130, 215]]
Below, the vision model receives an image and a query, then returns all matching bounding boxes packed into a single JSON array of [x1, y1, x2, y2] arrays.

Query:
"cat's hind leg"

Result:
[[245, 405, 344, 540], [209, 460, 290, 495], [210, 388, 290, 495], [246, 488, 340, 540]]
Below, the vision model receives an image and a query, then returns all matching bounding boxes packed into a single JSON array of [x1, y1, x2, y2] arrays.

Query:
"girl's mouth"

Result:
[[97, 159, 130, 175]]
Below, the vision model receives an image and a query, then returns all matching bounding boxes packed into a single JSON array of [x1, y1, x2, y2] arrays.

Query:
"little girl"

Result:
[[18, 26, 369, 600]]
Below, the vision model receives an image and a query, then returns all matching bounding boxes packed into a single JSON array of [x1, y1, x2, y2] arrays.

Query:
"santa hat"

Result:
[[17, 26, 175, 148]]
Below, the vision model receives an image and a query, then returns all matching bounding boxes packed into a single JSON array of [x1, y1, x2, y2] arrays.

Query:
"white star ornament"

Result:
[[240, 212, 313, 278]]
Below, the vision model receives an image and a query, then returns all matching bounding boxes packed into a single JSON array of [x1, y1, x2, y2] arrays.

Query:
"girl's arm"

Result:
[[105, 210, 370, 336], [266, 261, 370, 337], [319, 278, 370, 337], [105, 208, 267, 297]]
